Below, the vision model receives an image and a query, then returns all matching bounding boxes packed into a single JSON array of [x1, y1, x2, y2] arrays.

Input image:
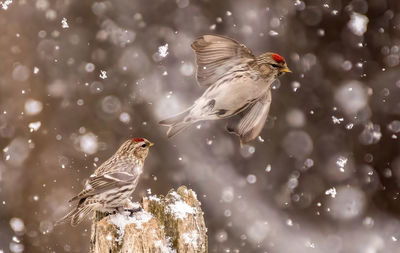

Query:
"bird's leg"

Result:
[[123, 199, 142, 217], [105, 210, 116, 216], [116, 206, 127, 215], [127, 207, 142, 217], [102, 208, 119, 216]]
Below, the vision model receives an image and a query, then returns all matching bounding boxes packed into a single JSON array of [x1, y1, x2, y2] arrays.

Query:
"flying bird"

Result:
[[159, 34, 291, 143], [56, 138, 153, 226]]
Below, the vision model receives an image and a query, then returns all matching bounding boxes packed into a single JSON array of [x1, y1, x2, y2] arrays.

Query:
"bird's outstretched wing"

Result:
[[191, 34, 256, 87], [226, 90, 272, 144], [69, 171, 136, 202]]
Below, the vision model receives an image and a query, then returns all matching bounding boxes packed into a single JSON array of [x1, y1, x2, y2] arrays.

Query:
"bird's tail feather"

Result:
[[159, 109, 193, 138], [159, 108, 190, 126], [166, 122, 192, 138], [55, 205, 94, 227], [71, 206, 94, 226], [54, 208, 77, 226]]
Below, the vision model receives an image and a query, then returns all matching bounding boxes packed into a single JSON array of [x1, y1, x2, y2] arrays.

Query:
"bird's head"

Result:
[[257, 52, 291, 77], [118, 138, 154, 162]]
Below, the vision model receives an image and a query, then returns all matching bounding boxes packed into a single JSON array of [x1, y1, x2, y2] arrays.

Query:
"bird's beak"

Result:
[[148, 142, 154, 147], [280, 67, 292, 73]]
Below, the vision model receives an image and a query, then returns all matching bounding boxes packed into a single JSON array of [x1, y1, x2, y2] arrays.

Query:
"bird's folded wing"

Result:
[[191, 34, 255, 86], [69, 171, 136, 202], [226, 90, 272, 144]]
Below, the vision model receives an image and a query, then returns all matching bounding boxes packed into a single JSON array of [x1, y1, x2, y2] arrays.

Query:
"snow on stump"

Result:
[[90, 186, 208, 253]]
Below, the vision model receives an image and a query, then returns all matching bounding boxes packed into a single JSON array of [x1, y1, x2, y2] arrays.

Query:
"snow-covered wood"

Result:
[[89, 186, 207, 253]]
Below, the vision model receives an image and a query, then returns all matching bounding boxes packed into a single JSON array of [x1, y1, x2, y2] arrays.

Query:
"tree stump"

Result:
[[90, 186, 208, 253]]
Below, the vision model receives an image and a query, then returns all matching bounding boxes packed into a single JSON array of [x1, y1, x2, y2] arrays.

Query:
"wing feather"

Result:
[[191, 34, 255, 86], [226, 90, 272, 143], [69, 171, 136, 202]]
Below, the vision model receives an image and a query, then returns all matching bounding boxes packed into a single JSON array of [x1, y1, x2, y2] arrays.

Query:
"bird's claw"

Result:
[[104, 210, 117, 216], [125, 206, 142, 217]]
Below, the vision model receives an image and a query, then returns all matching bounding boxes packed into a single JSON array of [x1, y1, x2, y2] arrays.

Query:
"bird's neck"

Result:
[[252, 58, 278, 80]]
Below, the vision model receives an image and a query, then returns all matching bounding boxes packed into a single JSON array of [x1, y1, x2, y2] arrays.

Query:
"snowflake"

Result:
[[61, 18, 69, 28], [331, 116, 344, 124], [158, 44, 169, 58], [1, 0, 12, 10], [348, 12, 369, 36], [325, 187, 337, 198], [336, 156, 348, 168], [99, 70, 107, 79], [28, 121, 41, 132]]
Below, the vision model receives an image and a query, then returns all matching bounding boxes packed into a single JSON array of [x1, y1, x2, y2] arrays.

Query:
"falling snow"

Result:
[[24, 99, 43, 115], [9, 218, 25, 233], [331, 116, 344, 124], [0, 0, 12, 10], [158, 43, 169, 58], [325, 187, 337, 198], [1, 1, 400, 252], [79, 132, 98, 155], [269, 30, 279, 36], [348, 12, 369, 36], [336, 156, 348, 168], [61, 18, 69, 28], [99, 70, 107, 79], [28, 121, 41, 132]]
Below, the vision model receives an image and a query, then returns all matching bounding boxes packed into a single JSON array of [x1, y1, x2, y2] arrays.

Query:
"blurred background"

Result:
[[0, 0, 400, 252]]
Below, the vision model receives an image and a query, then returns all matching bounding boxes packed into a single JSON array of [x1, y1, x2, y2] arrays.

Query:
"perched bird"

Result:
[[56, 138, 153, 226], [159, 34, 291, 143]]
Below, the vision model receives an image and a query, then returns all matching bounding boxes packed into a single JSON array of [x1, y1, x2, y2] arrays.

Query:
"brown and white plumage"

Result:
[[159, 34, 291, 143], [56, 138, 153, 226], [226, 90, 272, 143]]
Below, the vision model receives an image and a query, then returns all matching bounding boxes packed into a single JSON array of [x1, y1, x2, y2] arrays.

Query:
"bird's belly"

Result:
[[213, 87, 266, 115], [191, 73, 270, 120]]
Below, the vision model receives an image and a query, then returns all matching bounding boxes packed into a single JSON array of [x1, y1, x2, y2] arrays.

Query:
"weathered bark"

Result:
[[90, 186, 207, 253]]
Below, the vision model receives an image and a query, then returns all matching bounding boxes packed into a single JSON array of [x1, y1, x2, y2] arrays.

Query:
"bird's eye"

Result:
[[271, 64, 281, 68], [141, 143, 147, 148]]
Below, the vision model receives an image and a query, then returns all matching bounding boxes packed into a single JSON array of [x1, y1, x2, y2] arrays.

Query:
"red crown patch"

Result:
[[272, 53, 285, 63], [132, 138, 144, 142]]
